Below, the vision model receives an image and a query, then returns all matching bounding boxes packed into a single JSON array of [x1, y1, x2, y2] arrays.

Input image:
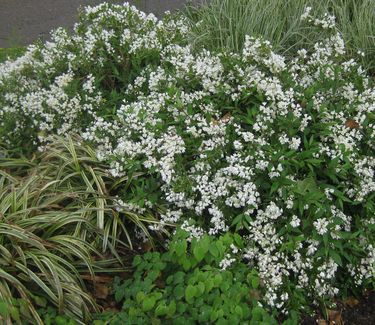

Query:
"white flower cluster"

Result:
[[0, 2, 188, 147], [313, 218, 330, 235], [301, 6, 336, 30], [219, 254, 236, 271]]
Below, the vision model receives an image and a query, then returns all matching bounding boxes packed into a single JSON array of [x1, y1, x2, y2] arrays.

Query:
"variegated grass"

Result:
[[0, 135, 161, 324], [184, 0, 375, 72]]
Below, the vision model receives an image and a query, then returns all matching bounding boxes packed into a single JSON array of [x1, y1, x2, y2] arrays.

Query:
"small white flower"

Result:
[[219, 254, 236, 270], [313, 218, 329, 235], [290, 215, 301, 228]]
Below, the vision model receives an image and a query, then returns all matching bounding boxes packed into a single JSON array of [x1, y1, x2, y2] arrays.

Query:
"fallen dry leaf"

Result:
[[249, 289, 261, 300], [299, 99, 307, 108], [104, 307, 120, 313], [81, 274, 113, 283], [328, 309, 344, 325], [155, 276, 165, 289], [94, 283, 110, 300], [345, 119, 360, 129], [140, 240, 153, 252], [343, 296, 359, 308], [318, 319, 328, 325], [212, 112, 232, 125]]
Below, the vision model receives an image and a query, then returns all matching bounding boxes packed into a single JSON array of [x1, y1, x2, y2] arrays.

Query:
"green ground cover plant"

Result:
[[0, 2, 374, 324], [94, 230, 282, 325], [185, 0, 375, 73]]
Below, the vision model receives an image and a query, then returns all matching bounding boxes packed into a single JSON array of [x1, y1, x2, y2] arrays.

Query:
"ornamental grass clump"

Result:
[[0, 2, 374, 319], [0, 162, 97, 324], [0, 135, 159, 324], [184, 0, 375, 73]]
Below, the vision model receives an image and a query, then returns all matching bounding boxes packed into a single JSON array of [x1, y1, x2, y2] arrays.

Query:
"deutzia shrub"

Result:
[[0, 3, 374, 316], [0, 2, 188, 150]]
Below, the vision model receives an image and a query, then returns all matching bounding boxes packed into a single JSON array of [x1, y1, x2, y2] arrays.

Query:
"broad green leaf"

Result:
[[213, 274, 223, 286], [167, 301, 176, 317], [235, 305, 243, 318], [174, 285, 185, 299], [185, 285, 197, 303], [155, 303, 167, 317], [142, 296, 156, 312], [136, 291, 145, 304], [252, 277, 260, 289], [175, 240, 187, 257], [193, 244, 208, 263], [209, 243, 219, 258], [197, 281, 205, 295]]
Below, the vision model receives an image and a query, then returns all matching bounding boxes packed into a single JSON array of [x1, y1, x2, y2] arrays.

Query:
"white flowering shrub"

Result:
[[0, 2, 188, 150], [0, 3, 374, 316]]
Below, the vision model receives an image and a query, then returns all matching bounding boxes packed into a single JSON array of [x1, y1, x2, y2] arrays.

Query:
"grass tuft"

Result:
[[0, 135, 159, 323], [184, 0, 375, 72]]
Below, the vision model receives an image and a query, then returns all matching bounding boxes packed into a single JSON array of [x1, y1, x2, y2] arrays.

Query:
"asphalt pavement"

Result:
[[0, 0, 200, 47]]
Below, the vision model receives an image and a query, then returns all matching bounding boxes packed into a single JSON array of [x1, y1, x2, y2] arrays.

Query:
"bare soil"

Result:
[[302, 291, 375, 325]]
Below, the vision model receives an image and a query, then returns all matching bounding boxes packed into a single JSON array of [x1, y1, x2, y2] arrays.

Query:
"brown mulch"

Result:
[[301, 291, 375, 325]]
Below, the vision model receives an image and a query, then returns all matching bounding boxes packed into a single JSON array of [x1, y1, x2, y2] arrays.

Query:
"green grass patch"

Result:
[[0, 47, 26, 63]]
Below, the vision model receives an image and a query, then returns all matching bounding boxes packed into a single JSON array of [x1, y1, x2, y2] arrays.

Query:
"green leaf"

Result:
[[295, 177, 317, 195], [182, 259, 191, 271], [251, 277, 260, 289], [213, 274, 223, 286], [175, 240, 187, 257], [197, 281, 205, 295], [185, 285, 197, 304], [219, 280, 230, 292], [205, 277, 214, 293], [216, 241, 226, 257], [233, 234, 243, 247], [173, 271, 185, 284], [34, 296, 47, 308], [193, 236, 210, 262], [235, 306, 243, 318], [154, 292, 163, 301], [210, 310, 218, 322], [231, 214, 244, 227], [177, 303, 187, 314], [167, 301, 176, 317], [251, 306, 263, 321], [0, 301, 9, 317], [129, 307, 138, 317], [209, 243, 219, 258], [10, 307, 21, 323], [155, 303, 167, 317], [93, 321, 104, 325], [329, 249, 343, 266], [55, 316, 68, 325], [199, 305, 212, 322], [142, 296, 156, 312], [193, 245, 206, 263], [270, 182, 279, 194], [133, 255, 142, 266], [174, 285, 185, 299], [18, 300, 31, 319]]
